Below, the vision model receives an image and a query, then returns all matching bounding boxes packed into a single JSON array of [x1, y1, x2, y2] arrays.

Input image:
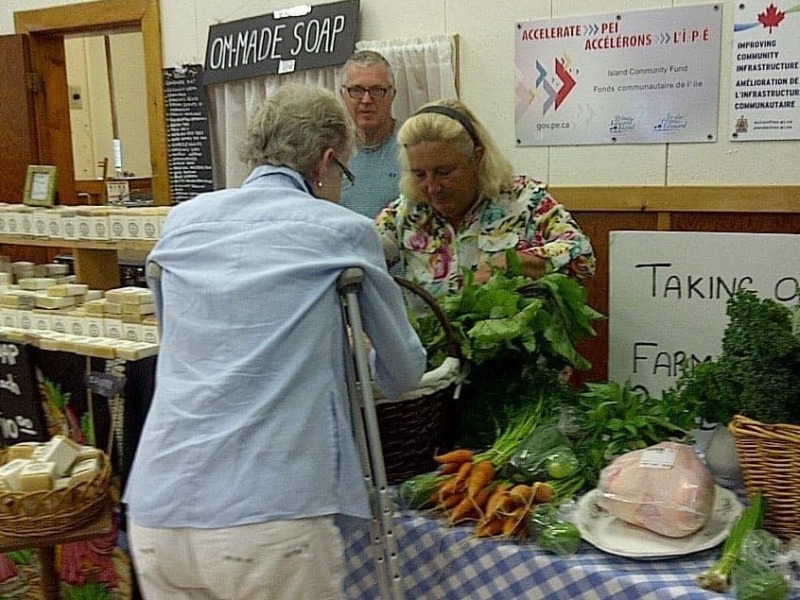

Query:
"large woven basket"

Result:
[[372, 277, 464, 485], [729, 414, 800, 538], [0, 448, 111, 537]]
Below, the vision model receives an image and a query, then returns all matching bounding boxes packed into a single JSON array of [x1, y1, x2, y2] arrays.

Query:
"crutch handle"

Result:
[[337, 267, 364, 292]]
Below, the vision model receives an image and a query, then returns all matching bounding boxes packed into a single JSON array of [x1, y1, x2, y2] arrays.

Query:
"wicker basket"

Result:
[[729, 414, 800, 538], [0, 448, 111, 537], [371, 277, 464, 485]]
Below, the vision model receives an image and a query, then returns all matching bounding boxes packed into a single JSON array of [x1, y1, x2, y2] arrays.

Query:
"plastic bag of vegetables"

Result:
[[504, 421, 580, 483], [527, 502, 582, 556], [731, 529, 790, 600]]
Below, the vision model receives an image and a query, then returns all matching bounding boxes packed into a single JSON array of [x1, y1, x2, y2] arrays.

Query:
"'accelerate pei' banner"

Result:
[[515, 4, 722, 146]]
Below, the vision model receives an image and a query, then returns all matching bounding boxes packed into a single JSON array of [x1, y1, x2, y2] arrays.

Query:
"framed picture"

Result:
[[105, 180, 130, 205], [23, 165, 58, 207]]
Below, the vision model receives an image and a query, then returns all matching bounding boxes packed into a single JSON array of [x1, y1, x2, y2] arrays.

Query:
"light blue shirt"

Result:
[[123, 165, 426, 529], [339, 127, 400, 219]]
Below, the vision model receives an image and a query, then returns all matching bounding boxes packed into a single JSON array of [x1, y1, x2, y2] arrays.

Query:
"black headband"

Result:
[[414, 106, 481, 148]]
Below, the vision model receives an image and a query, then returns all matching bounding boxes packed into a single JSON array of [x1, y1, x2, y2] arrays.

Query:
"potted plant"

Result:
[[673, 288, 800, 537], [675, 288, 800, 428]]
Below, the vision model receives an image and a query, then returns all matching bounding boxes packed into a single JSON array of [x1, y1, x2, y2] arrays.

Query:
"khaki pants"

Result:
[[129, 516, 345, 600]]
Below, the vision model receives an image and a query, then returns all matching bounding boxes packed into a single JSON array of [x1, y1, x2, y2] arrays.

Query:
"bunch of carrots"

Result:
[[428, 448, 555, 539], [397, 404, 563, 540]]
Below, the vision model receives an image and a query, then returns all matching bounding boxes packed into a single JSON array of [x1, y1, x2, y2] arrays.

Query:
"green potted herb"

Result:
[[674, 288, 800, 428], [672, 288, 800, 533]]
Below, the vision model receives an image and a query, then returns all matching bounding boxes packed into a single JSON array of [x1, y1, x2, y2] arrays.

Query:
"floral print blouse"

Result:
[[375, 175, 596, 297]]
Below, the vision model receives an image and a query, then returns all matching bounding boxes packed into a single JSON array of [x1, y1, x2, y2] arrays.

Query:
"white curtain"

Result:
[[205, 34, 458, 188]]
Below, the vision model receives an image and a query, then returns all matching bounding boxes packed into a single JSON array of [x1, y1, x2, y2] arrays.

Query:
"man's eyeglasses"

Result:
[[342, 85, 392, 100], [333, 157, 356, 189]]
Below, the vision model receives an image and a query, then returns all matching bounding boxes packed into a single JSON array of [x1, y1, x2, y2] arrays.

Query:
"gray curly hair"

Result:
[[239, 83, 356, 179]]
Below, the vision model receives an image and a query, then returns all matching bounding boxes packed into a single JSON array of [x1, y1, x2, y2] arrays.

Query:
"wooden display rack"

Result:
[[0, 235, 154, 291]]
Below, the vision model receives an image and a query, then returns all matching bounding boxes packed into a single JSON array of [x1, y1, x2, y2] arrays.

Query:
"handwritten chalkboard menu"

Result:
[[0, 339, 47, 444], [164, 65, 214, 204]]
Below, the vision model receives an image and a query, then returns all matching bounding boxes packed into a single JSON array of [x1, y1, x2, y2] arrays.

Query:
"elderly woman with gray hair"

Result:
[[123, 83, 426, 600]]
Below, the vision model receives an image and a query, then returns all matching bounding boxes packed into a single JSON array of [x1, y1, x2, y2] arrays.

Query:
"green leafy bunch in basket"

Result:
[[671, 288, 800, 427], [407, 251, 604, 449]]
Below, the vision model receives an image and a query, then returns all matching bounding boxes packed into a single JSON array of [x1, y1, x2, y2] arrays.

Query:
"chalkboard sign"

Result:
[[0, 339, 47, 444], [164, 65, 214, 203], [203, 0, 359, 85], [609, 231, 800, 399]]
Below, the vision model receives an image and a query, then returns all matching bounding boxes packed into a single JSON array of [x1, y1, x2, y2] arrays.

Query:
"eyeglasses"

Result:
[[333, 157, 356, 189], [342, 85, 392, 100]]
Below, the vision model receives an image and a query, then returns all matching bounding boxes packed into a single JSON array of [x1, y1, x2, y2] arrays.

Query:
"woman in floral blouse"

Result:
[[376, 98, 596, 297]]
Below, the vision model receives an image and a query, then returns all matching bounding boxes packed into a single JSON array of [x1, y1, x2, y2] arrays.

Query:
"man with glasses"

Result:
[[339, 50, 400, 219]]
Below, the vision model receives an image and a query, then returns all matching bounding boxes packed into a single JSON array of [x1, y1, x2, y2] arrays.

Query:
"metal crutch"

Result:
[[337, 267, 404, 600]]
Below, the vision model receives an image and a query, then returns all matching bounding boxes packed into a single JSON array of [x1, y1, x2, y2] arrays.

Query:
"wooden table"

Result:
[[0, 507, 114, 600]]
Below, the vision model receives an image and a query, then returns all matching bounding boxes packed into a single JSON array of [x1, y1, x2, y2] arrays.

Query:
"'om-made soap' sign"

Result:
[[203, 0, 359, 85]]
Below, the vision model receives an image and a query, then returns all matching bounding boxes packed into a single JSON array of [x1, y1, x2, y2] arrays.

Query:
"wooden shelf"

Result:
[[0, 235, 155, 290], [0, 235, 155, 253]]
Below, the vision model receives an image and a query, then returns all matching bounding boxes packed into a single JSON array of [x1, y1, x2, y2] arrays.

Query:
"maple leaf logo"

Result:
[[758, 3, 785, 32]]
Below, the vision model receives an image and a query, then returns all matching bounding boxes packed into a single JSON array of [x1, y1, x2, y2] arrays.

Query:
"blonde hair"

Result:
[[397, 98, 513, 203], [239, 83, 355, 179]]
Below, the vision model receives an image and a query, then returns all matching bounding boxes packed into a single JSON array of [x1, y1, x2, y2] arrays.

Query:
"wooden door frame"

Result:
[[14, 0, 170, 206]]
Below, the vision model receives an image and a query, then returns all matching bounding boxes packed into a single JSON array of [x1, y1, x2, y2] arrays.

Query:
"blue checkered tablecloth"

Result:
[[343, 511, 800, 600]]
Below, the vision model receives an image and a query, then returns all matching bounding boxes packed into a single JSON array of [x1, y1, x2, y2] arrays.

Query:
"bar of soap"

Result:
[[0, 290, 37, 309], [34, 294, 76, 309], [105, 286, 150, 304], [40, 435, 81, 477], [31, 445, 49, 461], [17, 461, 56, 492], [0, 458, 32, 491], [69, 457, 102, 485], [18, 277, 57, 291], [122, 302, 155, 318], [54, 477, 72, 490], [5, 442, 41, 460], [42, 263, 70, 277], [46, 283, 89, 297], [113, 340, 160, 361], [74, 446, 104, 464]]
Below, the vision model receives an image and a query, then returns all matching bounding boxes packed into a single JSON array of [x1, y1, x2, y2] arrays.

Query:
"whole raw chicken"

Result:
[[597, 441, 715, 537]]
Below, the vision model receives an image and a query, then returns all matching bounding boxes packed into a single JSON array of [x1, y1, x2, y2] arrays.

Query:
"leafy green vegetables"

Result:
[[536, 521, 582, 556], [407, 259, 603, 449], [527, 503, 582, 556], [674, 289, 800, 426], [568, 380, 699, 489], [735, 571, 789, 600], [424, 265, 603, 370], [732, 529, 790, 600], [503, 420, 579, 483]]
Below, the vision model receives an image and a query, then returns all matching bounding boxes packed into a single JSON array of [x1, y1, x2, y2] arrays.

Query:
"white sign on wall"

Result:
[[729, 2, 800, 141], [608, 231, 800, 399], [514, 4, 722, 146]]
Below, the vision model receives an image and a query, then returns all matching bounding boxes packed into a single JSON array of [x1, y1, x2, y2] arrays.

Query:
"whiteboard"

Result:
[[608, 231, 800, 398]]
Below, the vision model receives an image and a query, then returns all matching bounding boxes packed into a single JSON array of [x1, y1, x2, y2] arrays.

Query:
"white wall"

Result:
[[3, 0, 799, 187]]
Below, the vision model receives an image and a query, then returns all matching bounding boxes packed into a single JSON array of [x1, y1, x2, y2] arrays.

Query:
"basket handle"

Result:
[[393, 276, 463, 362]]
